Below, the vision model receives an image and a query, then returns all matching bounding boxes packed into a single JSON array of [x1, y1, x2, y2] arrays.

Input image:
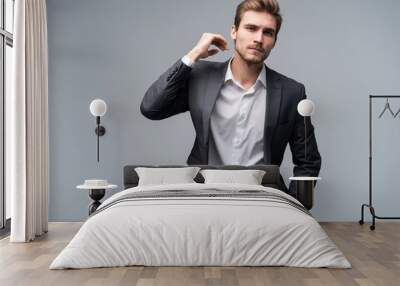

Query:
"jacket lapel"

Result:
[[202, 60, 230, 145], [264, 65, 282, 163]]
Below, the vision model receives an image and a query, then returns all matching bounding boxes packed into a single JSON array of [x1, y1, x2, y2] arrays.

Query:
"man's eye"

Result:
[[264, 31, 274, 36], [247, 27, 256, 31]]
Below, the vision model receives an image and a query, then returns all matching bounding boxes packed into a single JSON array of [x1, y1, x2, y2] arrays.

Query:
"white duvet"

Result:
[[50, 183, 351, 269]]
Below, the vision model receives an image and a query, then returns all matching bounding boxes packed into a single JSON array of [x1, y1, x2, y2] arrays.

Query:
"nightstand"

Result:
[[77, 180, 117, 215], [289, 177, 321, 210]]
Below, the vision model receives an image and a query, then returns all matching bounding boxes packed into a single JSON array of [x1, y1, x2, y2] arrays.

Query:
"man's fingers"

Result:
[[211, 35, 228, 50], [190, 33, 229, 60], [212, 40, 228, 51], [212, 34, 227, 43], [207, 49, 219, 57]]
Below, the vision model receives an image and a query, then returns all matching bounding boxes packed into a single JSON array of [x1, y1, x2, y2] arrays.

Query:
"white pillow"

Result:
[[135, 167, 201, 186], [200, 169, 266, 185]]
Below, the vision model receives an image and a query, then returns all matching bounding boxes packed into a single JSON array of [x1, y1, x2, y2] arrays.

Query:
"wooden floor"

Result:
[[0, 222, 399, 286]]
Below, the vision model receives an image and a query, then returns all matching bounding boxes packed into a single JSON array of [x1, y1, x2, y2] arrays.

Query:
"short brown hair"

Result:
[[234, 0, 282, 38]]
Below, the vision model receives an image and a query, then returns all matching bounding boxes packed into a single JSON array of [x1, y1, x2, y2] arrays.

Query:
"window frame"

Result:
[[0, 0, 14, 231]]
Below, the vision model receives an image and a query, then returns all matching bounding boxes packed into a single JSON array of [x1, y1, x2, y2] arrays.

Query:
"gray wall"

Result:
[[47, 0, 400, 221]]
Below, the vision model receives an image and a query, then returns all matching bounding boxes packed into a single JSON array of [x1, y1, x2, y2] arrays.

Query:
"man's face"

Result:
[[231, 10, 277, 64]]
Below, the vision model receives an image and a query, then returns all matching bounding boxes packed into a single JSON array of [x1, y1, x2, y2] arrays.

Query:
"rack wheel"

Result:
[[370, 225, 375, 231], [358, 220, 364, 225]]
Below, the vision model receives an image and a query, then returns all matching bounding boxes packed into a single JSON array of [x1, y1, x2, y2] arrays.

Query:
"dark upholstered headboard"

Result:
[[123, 165, 283, 190]]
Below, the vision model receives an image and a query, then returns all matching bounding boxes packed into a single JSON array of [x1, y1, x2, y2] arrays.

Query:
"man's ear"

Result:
[[230, 24, 237, 41]]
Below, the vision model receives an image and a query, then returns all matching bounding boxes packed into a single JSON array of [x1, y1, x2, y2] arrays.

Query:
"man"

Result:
[[141, 0, 321, 196]]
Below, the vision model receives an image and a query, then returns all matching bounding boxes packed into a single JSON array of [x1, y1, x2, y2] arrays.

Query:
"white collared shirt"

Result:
[[208, 58, 266, 165]]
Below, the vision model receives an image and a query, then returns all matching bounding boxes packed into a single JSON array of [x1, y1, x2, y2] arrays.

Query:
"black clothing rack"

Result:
[[359, 95, 400, 230]]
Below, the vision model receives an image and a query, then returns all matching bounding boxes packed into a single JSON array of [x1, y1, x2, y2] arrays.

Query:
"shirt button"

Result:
[[238, 113, 245, 122]]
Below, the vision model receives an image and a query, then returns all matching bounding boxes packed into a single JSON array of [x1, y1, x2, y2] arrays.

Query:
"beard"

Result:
[[235, 44, 271, 65]]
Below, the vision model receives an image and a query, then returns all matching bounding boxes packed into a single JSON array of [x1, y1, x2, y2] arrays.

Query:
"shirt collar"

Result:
[[224, 57, 267, 89]]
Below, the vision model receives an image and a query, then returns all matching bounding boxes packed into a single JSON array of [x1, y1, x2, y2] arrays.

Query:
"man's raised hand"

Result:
[[186, 33, 229, 62]]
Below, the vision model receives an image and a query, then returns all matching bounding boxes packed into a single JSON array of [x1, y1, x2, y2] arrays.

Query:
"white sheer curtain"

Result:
[[8, 0, 49, 242]]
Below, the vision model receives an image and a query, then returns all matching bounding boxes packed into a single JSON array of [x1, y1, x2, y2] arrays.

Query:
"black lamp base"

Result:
[[88, 189, 105, 215], [95, 126, 106, 136]]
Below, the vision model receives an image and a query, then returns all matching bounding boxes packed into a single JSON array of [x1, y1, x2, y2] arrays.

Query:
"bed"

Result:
[[50, 165, 351, 269]]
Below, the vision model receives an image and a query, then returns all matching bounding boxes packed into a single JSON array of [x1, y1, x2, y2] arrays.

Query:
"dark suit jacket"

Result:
[[141, 59, 321, 195]]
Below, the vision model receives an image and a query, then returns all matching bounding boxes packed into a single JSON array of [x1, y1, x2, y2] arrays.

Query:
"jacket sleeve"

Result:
[[288, 85, 322, 195], [140, 59, 192, 120]]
